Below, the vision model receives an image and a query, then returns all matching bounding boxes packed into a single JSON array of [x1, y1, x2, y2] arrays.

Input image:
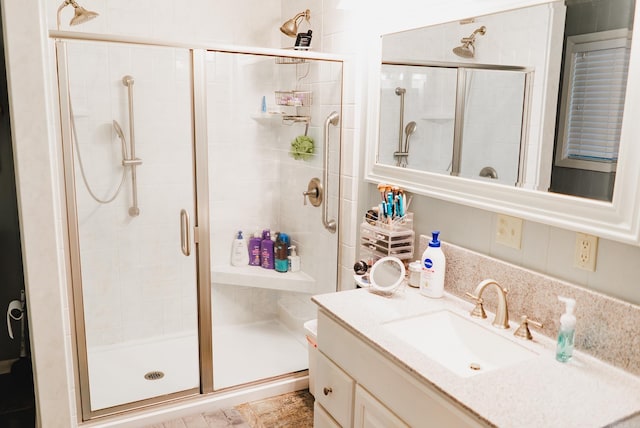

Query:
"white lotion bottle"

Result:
[[556, 296, 576, 362], [231, 230, 249, 266], [420, 231, 445, 298], [288, 245, 301, 272]]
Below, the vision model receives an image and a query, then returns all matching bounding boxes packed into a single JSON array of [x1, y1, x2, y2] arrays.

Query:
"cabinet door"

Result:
[[316, 351, 355, 427], [354, 385, 409, 428], [314, 402, 342, 428]]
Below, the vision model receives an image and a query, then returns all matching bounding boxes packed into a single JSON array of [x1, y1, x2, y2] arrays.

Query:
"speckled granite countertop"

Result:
[[312, 287, 640, 428]]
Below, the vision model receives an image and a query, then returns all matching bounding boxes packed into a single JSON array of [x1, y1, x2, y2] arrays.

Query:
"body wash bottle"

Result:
[[248, 228, 262, 266], [260, 229, 274, 269], [288, 245, 300, 272], [231, 230, 249, 266], [556, 296, 576, 362], [274, 233, 290, 273]]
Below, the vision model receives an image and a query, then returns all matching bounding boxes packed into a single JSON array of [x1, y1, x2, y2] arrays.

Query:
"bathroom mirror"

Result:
[[369, 256, 406, 295], [365, 0, 640, 245]]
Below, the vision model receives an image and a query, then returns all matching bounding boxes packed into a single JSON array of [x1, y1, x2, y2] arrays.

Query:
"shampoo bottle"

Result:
[[288, 246, 300, 272], [556, 296, 576, 363], [248, 228, 262, 266], [231, 230, 249, 266], [260, 229, 274, 269], [420, 231, 446, 298], [274, 233, 290, 273]]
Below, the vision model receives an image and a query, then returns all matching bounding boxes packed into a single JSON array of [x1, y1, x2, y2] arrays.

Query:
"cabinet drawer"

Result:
[[316, 351, 355, 427], [314, 402, 341, 428]]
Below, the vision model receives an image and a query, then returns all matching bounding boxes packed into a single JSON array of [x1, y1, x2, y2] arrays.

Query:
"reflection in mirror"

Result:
[[550, 0, 635, 201], [377, 0, 635, 202], [379, 63, 531, 186], [379, 65, 456, 173]]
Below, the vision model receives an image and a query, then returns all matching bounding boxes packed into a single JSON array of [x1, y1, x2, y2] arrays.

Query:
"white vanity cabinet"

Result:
[[353, 385, 409, 428], [314, 310, 487, 428]]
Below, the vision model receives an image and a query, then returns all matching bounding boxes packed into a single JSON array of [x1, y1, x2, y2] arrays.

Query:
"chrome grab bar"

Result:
[[122, 75, 141, 216], [180, 209, 191, 256], [322, 111, 339, 233]]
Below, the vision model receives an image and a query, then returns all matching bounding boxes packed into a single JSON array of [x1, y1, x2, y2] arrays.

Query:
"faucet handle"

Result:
[[464, 292, 487, 319], [514, 315, 543, 340]]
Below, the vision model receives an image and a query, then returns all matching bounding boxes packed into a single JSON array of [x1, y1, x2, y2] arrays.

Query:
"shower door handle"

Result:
[[180, 209, 191, 256]]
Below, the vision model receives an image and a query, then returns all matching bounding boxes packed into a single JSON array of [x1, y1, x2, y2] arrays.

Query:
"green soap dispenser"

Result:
[[556, 296, 576, 363]]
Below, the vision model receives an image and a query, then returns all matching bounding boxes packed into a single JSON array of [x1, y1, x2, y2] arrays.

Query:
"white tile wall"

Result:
[[65, 42, 198, 346], [205, 51, 342, 297]]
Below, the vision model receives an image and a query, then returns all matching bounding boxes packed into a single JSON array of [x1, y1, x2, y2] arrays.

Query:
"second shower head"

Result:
[[453, 26, 487, 59]]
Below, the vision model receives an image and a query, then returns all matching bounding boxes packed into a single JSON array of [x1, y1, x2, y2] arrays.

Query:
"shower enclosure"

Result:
[[55, 35, 342, 420]]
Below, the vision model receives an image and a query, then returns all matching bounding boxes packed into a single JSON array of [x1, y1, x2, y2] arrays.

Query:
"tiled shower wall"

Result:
[[66, 43, 198, 347], [206, 52, 342, 325]]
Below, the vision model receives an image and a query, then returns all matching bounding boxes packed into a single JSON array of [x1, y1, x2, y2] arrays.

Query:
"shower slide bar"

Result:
[[121, 75, 142, 216], [322, 111, 339, 234], [394, 87, 406, 167]]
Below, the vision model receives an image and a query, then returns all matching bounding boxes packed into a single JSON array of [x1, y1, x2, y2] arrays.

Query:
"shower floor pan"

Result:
[[86, 321, 307, 410], [87, 332, 199, 411], [213, 319, 308, 390]]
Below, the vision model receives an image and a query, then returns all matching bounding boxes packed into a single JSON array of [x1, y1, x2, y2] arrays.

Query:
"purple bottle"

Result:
[[248, 229, 262, 266], [260, 229, 275, 269]]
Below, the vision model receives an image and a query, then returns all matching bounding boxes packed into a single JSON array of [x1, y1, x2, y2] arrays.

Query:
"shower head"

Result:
[[280, 9, 311, 37], [453, 26, 486, 59], [112, 120, 129, 160], [113, 120, 125, 141], [453, 43, 475, 58], [395, 87, 406, 96], [57, 0, 99, 29]]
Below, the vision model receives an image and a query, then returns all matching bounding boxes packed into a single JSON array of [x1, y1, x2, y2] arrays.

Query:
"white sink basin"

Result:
[[382, 310, 537, 377]]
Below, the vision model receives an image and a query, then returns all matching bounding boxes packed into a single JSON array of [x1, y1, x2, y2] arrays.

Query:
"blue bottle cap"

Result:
[[429, 231, 441, 248]]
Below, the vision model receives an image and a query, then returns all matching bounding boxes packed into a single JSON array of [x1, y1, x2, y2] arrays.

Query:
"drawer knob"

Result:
[[323, 387, 333, 396]]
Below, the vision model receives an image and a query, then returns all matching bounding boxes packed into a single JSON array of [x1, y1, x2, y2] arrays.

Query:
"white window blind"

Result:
[[566, 46, 630, 161], [555, 29, 632, 172]]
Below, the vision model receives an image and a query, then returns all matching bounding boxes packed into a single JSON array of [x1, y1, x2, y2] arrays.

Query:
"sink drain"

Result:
[[144, 371, 165, 380], [469, 363, 481, 371]]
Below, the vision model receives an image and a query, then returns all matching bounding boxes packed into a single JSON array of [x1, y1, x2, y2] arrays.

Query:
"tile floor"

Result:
[[145, 390, 314, 428]]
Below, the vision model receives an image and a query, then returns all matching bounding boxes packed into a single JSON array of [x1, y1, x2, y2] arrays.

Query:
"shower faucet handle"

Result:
[[302, 178, 323, 207]]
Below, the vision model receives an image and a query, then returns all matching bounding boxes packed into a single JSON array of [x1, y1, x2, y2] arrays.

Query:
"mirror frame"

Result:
[[364, 1, 640, 246]]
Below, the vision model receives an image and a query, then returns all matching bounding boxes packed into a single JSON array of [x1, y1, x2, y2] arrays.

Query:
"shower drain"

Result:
[[144, 371, 165, 381]]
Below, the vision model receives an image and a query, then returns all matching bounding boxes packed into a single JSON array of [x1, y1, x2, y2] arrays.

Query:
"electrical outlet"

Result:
[[495, 214, 523, 249], [574, 233, 598, 271]]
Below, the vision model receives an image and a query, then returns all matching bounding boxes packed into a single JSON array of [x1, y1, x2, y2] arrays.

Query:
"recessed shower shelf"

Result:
[[211, 265, 316, 293]]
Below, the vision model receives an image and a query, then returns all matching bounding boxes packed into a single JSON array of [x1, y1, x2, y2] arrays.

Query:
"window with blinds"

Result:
[[555, 29, 632, 173]]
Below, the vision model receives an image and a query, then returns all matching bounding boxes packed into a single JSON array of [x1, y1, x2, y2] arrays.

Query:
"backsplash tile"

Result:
[[420, 236, 640, 376]]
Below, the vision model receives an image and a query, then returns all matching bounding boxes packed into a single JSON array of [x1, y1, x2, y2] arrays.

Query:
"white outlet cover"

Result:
[[496, 214, 523, 249], [574, 232, 598, 271]]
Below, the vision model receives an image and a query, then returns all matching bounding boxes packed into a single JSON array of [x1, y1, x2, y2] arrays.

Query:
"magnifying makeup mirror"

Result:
[[368, 256, 406, 295]]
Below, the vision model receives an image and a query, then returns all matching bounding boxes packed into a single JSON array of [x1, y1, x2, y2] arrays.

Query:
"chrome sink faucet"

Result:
[[465, 279, 510, 329]]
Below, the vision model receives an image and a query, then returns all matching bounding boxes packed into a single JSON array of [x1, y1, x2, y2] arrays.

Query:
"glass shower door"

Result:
[[205, 51, 342, 390], [58, 40, 200, 415]]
